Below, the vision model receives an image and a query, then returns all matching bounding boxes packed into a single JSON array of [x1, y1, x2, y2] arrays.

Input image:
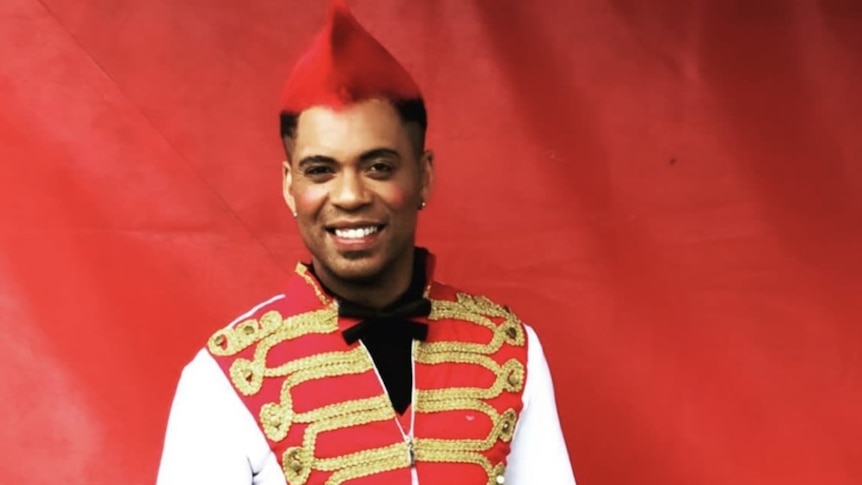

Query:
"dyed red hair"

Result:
[[280, 0, 422, 114]]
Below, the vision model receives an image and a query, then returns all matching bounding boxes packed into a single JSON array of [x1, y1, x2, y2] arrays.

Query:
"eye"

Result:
[[304, 165, 334, 176], [369, 162, 392, 173], [366, 160, 396, 179]]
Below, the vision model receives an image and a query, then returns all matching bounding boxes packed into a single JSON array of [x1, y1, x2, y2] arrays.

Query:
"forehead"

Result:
[[294, 99, 410, 161]]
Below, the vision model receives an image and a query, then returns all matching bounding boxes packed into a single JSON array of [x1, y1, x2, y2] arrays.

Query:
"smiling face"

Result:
[[283, 98, 433, 292]]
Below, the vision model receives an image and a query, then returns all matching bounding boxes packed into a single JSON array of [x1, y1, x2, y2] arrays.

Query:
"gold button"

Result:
[[499, 409, 517, 442], [288, 449, 302, 471], [507, 372, 520, 386], [269, 416, 282, 430]]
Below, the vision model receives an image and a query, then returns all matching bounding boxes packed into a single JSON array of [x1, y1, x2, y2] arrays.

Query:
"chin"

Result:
[[323, 252, 388, 283]]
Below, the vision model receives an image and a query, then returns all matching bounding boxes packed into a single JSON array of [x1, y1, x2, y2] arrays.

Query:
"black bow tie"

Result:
[[340, 298, 432, 344]]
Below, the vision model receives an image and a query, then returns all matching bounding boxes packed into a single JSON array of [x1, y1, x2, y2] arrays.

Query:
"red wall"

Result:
[[1, 1, 860, 483]]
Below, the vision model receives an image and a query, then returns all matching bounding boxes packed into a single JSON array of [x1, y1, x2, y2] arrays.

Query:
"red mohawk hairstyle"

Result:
[[279, 0, 423, 114]]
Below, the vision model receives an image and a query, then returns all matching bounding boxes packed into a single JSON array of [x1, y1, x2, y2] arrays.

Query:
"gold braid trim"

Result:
[[410, 292, 527, 483], [266, 346, 369, 382], [298, 395, 393, 434], [217, 307, 339, 395], [208, 305, 338, 358], [259, 349, 375, 441], [315, 441, 405, 471], [318, 443, 409, 485], [301, 401, 394, 454], [414, 446, 507, 485], [208, 262, 337, 357], [213, 289, 527, 485], [417, 408, 519, 452], [416, 397, 499, 419], [295, 263, 332, 306], [208, 310, 283, 356], [282, 397, 407, 485], [427, 294, 525, 354], [428, 360, 523, 400], [250, 307, 339, 364]]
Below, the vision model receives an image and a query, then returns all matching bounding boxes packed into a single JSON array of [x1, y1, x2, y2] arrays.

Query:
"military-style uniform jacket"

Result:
[[157, 254, 576, 485]]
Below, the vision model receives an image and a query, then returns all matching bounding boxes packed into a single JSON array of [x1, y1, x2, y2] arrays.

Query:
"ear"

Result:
[[282, 160, 297, 216], [419, 149, 434, 205]]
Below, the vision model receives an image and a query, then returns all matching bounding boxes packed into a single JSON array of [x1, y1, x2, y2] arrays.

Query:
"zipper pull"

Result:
[[407, 439, 416, 467]]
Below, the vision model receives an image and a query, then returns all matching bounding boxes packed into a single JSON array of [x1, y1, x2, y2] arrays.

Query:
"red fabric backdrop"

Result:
[[1, 1, 860, 484]]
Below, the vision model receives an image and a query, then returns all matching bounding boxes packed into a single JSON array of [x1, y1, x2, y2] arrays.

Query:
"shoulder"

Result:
[[171, 294, 288, 390], [205, 293, 288, 357], [223, 294, 289, 330], [428, 280, 520, 316], [428, 279, 536, 348]]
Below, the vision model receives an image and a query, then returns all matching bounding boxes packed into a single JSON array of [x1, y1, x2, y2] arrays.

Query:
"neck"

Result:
[[312, 249, 419, 310]]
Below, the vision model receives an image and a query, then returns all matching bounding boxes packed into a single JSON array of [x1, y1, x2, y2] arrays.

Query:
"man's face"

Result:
[[283, 98, 432, 284]]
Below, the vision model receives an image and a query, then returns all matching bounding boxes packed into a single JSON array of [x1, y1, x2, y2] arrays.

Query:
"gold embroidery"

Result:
[[233, 341, 360, 397], [208, 286, 413, 483], [315, 442, 406, 471], [213, 286, 527, 485], [278, 396, 408, 485], [411, 292, 527, 483], [492, 463, 507, 485], [416, 358, 525, 401], [415, 407, 518, 452], [301, 402, 404, 482], [414, 445, 505, 485], [295, 263, 332, 306], [263, 386, 381, 442], [426, 294, 525, 355], [208, 305, 338, 358], [209, 263, 335, 357], [218, 307, 339, 395], [316, 443, 409, 484], [283, 445, 313, 485], [258, 344, 412, 484], [498, 409, 518, 442], [416, 396, 499, 417], [208, 309, 284, 356]]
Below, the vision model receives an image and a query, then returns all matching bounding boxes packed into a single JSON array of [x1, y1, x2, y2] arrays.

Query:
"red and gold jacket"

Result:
[[206, 258, 529, 485]]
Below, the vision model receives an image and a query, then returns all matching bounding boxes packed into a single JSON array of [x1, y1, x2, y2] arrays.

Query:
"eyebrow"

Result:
[[297, 148, 401, 168], [358, 148, 401, 163], [297, 155, 336, 169]]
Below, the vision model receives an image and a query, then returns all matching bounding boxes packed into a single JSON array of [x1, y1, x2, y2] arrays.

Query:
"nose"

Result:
[[331, 169, 372, 211]]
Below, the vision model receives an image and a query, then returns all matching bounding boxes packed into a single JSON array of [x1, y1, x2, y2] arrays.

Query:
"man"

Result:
[[157, 1, 576, 484]]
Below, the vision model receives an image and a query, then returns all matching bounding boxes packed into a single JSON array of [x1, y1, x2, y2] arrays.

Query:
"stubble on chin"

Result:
[[316, 249, 385, 286]]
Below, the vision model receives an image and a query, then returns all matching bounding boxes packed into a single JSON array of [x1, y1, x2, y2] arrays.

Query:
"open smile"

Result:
[[324, 223, 387, 250], [328, 225, 384, 239]]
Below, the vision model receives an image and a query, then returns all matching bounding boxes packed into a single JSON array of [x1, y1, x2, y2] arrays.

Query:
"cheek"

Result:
[[294, 186, 328, 213], [379, 184, 414, 210]]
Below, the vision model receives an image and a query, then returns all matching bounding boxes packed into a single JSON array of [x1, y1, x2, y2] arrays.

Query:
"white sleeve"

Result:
[[504, 326, 577, 485], [156, 350, 285, 485]]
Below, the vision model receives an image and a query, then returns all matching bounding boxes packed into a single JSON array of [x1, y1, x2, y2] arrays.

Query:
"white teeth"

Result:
[[334, 226, 379, 239]]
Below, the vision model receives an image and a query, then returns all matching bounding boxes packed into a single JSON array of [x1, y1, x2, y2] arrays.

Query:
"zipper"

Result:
[[408, 340, 417, 468], [407, 438, 416, 467], [359, 340, 419, 470]]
